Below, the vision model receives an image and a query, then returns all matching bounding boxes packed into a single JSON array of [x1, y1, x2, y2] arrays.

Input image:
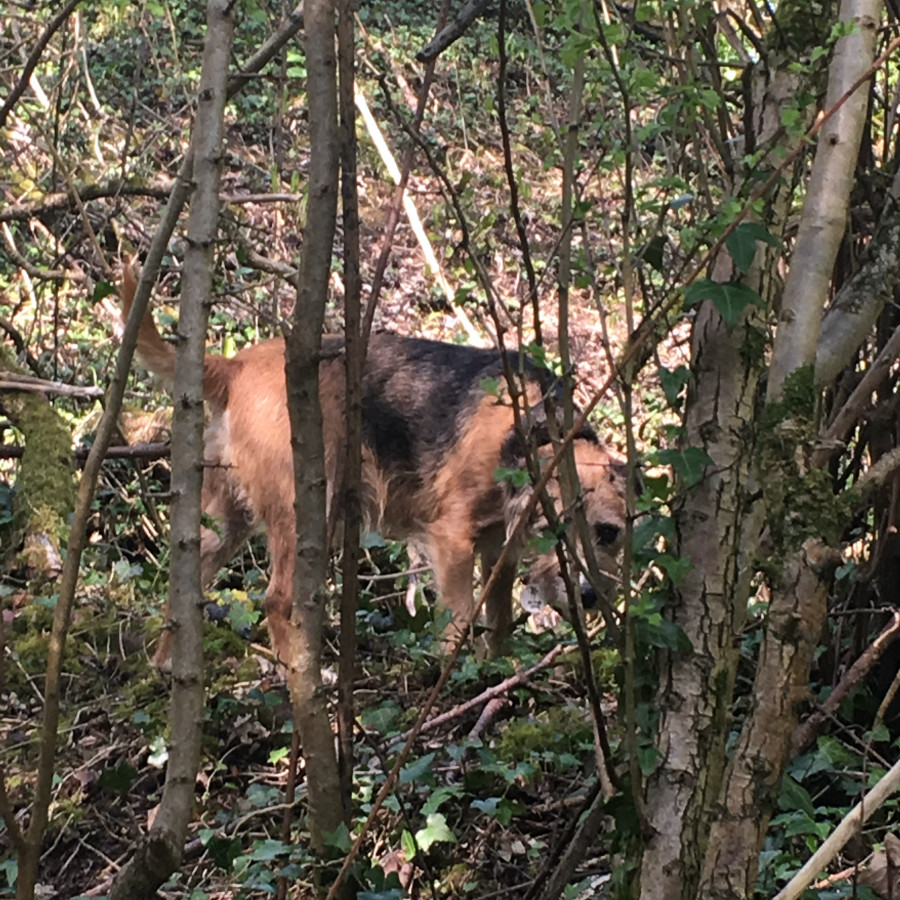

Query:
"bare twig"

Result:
[[0, 442, 169, 462], [793, 610, 900, 754], [0, 374, 104, 398], [0, 0, 83, 129]]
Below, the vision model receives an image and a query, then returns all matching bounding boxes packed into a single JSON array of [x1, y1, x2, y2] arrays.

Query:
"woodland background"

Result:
[[2, 0, 900, 899]]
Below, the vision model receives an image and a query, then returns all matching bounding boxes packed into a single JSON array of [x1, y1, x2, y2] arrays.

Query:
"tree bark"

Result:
[[336, 0, 362, 824], [815, 168, 900, 386], [700, 540, 842, 898], [108, 2, 234, 896], [700, 6, 882, 895], [638, 9, 824, 896], [284, 0, 344, 854], [768, 0, 880, 402]]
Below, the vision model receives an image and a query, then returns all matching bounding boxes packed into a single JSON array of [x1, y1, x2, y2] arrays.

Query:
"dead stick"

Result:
[[793, 610, 900, 754], [0, 442, 170, 462]]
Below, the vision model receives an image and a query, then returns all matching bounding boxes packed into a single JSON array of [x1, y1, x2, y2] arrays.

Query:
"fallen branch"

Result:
[[0, 442, 169, 462], [773, 755, 900, 900], [0, 373, 105, 399], [395, 643, 566, 743], [0, 178, 173, 224]]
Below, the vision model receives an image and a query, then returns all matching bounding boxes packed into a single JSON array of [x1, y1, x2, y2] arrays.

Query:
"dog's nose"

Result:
[[580, 581, 598, 608]]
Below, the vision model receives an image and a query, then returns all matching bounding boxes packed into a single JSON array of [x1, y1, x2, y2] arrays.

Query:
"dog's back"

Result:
[[121, 273, 625, 666]]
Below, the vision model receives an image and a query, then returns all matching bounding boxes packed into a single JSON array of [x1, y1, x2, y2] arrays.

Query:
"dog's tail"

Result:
[[120, 263, 232, 408]]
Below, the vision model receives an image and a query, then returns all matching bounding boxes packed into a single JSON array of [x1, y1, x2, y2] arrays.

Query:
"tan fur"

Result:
[[120, 273, 627, 666]]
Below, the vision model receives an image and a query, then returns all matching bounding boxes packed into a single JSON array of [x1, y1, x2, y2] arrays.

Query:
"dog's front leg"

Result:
[[427, 529, 476, 652], [478, 535, 518, 658]]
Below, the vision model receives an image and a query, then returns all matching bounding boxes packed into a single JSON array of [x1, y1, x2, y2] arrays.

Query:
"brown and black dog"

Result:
[[120, 269, 627, 667]]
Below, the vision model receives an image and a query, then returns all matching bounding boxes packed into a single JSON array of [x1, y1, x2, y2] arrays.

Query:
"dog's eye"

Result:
[[594, 523, 621, 546]]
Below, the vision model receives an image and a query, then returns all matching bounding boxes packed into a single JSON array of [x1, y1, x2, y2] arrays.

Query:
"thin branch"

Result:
[[792, 611, 900, 754], [416, 0, 491, 62], [0, 442, 170, 462], [0, 179, 173, 224], [0, 0, 83, 129], [0, 374, 104, 399]]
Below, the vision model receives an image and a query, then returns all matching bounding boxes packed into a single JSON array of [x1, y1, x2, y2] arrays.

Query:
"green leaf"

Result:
[[399, 752, 435, 784], [471, 797, 499, 816], [322, 822, 352, 852], [268, 745, 290, 765], [726, 222, 780, 274], [98, 762, 137, 796], [479, 376, 501, 396], [415, 812, 457, 851], [654, 553, 693, 585], [638, 234, 667, 273], [361, 701, 403, 735], [93, 279, 117, 302], [1, 858, 17, 888], [657, 447, 713, 487], [683, 279, 764, 329], [658, 364, 690, 408], [207, 835, 242, 871], [637, 745, 661, 775], [422, 784, 462, 816], [249, 839, 291, 861], [778, 774, 816, 818], [494, 466, 530, 488], [401, 828, 417, 861]]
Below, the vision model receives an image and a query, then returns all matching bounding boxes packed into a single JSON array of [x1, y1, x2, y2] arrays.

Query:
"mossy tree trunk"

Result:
[[700, 4, 881, 896], [637, 4, 840, 897], [0, 361, 75, 581]]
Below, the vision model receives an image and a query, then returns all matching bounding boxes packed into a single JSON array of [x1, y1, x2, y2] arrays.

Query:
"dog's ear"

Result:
[[609, 457, 644, 497]]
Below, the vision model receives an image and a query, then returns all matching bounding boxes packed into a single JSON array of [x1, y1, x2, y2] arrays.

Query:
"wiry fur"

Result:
[[120, 268, 627, 665]]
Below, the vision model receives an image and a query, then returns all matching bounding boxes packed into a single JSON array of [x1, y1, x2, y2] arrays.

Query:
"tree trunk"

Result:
[[637, 7, 829, 896], [701, 4, 881, 895], [108, 1, 234, 895], [284, 0, 344, 855]]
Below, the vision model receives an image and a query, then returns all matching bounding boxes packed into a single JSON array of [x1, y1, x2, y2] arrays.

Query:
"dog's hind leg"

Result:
[[262, 519, 296, 666], [152, 469, 254, 669], [478, 527, 517, 658]]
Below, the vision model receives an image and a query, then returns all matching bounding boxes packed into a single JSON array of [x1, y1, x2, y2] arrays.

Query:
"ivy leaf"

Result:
[[658, 364, 690, 408], [206, 835, 242, 872], [248, 839, 291, 861], [658, 447, 714, 487], [322, 822, 352, 852], [726, 222, 780, 274], [399, 752, 435, 785], [683, 279, 764, 329], [415, 813, 457, 851], [401, 829, 417, 861], [778, 774, 816, 818]]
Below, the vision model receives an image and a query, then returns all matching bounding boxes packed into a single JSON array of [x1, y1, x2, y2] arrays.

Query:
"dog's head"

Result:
[[504, 436, 629, 613]]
